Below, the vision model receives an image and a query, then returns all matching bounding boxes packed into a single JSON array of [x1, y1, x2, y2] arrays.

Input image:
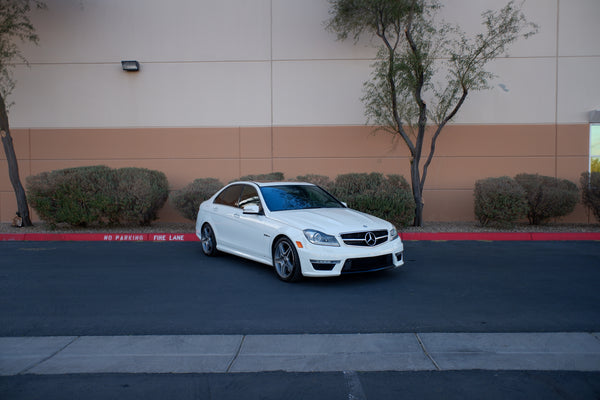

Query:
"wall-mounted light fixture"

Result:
[[121, 60, 140, 72]]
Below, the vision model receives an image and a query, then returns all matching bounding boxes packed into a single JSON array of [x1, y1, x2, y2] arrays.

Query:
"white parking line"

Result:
[[344, 370, 367, 400]]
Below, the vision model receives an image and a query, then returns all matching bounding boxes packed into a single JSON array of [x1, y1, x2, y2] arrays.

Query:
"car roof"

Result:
[[239, 181, 315, 187]]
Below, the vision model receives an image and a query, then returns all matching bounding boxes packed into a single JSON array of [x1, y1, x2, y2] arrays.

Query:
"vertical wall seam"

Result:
[[28, 128, 32, 177], [554, 0, 560, 177], [29, 128, 33, 175], [269, 0, 274, 172]]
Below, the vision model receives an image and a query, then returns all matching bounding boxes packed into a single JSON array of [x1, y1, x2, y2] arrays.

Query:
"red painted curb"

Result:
[[148, 233, 199, 242], [80, 233, 148, 241], [0, 234, 25, 241], [530, 232, 600, 241], [1, 232, 598, 242], [400, 232, 600, 241], [0, 233, 200, 242]]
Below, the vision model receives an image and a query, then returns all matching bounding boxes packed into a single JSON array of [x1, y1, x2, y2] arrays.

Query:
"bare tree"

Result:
[[0, 0, 46, 226], [326, 0, 537, 226]]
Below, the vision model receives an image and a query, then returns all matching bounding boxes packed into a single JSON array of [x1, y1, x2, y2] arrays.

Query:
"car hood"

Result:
[[268, 208, 392, 234]]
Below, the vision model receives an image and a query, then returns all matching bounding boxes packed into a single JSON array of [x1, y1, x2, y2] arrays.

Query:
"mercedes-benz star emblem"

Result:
[[365, 232, 377, 246]]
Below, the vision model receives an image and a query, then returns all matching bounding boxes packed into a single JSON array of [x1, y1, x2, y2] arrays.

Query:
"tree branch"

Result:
[[420, 88, 468, 188]]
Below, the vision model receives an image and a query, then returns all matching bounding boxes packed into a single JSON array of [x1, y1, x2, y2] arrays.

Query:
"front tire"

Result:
[[273, 237, 302, 282], [201, 223, 218, 256]]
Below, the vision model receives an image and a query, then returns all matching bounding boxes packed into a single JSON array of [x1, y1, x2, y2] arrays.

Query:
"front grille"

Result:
[[342, 254, 394, 273], [341, 230, 388, 247]]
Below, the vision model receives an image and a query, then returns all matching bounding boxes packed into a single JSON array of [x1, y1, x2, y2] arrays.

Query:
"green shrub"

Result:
[[295, 174, 333, 189], [27, 166, 116, 227], [474, 176, 527, 227], [27, 165, 169, 227], [514, 173, 579, 225], [384, 174, 412, 191], [238, 172, 285, 182], [114, 168, 169, 225], [330, 172, 384, 198], [581, 171, 600, 223], [331, 173, 415, 227], [350, 191, 415, 227], [170, 178, 224, 221]]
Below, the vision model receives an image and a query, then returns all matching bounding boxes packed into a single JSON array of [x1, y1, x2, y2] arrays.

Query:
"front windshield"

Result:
[[260, 185, 344, 212]]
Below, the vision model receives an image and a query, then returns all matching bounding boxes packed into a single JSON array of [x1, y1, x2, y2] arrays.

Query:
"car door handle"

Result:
[[233, 213, 241, 218]]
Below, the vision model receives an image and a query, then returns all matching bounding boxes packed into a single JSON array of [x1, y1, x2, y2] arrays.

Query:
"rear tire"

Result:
[[201, 223, 218, 256], [273, 237, 302, 282]]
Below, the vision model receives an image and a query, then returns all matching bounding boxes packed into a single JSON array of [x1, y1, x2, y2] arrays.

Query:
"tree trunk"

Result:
[[410, 159, 424, 227], [0, 94, 32, 227]]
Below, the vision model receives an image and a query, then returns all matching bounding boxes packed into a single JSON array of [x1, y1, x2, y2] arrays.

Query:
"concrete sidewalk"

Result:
[[2, 333, 600, 375]]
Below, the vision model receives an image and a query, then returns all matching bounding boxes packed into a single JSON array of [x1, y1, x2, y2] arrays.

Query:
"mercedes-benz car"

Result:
[[196, 181, 404, 282]]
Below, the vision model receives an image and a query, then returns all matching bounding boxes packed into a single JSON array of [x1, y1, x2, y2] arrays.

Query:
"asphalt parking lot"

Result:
[[1, 240, 599, 399], [1, 241, 599, 336]]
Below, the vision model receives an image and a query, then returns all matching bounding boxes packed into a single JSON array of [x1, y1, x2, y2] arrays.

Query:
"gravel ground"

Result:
[[401, 221, 600, 233], [1, 220, 599, 234]]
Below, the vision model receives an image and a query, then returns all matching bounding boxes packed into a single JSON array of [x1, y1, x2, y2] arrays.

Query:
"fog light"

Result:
[[395, 252, 403, 262], [310, 260, 340, 271]]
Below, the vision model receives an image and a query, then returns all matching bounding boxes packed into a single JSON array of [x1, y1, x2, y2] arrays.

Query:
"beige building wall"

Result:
[[2, 0, 599, 223], [1, 123, 591, 223]]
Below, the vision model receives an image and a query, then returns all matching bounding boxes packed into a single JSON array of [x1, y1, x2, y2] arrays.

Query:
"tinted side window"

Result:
[[214, 185, 243, 207], [239, 185, 261, 209]]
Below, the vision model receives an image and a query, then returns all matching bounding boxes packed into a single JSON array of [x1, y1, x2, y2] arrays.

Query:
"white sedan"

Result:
[[196, 181, 404, 282]]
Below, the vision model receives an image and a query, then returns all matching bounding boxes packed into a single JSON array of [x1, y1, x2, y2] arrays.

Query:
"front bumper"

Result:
[[297, 238, 404, 277]]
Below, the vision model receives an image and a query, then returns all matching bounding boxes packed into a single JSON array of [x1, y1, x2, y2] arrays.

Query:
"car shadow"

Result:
[[301, 268, 401, 287], [193, 245, 403, 286]]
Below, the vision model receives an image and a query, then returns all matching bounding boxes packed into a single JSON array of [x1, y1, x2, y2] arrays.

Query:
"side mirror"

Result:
[[242, 204, 261, 215]]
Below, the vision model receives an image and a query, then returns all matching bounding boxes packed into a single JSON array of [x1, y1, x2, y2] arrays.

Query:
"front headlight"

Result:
[[303, 229, 340, 247], [390, 226, 399, 240]]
